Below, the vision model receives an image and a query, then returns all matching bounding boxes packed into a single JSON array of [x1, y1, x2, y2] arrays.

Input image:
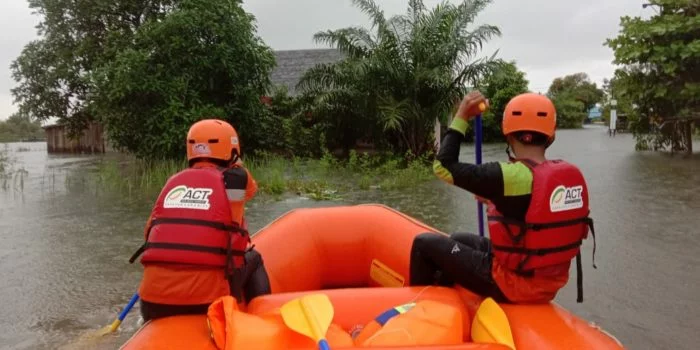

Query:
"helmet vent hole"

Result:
[[512, 111, 522, 116], [188, 140, 195, 144], [537, 112, 548, 117], [208, 139, 219, 144]]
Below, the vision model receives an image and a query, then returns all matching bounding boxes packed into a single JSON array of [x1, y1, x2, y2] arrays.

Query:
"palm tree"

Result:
[[299, 0, 502, 157]]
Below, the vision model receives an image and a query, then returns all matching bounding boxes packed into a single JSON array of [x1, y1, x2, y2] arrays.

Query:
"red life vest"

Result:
[[129, 167, 249, 277], [488, 159, 596, 302]]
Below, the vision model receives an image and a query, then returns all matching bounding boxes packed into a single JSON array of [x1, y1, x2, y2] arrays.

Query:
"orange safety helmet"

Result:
[[502, 93, 557, 143], [186, 119, 240, 163]]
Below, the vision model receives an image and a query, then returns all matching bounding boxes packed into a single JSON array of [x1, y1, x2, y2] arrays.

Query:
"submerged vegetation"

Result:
[[0, 144, 28, 191], [92, 151, 434, 201]]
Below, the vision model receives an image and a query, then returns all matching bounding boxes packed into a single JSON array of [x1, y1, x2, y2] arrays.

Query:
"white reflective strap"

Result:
[[226, 189, 246, 201]]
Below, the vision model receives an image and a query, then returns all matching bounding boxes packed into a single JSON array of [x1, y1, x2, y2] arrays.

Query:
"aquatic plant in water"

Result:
[[91, 152, 434, 201], [0, 144, 28, 191]]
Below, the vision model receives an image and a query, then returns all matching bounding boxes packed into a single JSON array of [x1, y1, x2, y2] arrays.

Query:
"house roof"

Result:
[[270, 49, 344, 95]]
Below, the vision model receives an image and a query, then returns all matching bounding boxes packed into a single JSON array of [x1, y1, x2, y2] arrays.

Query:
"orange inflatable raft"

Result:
[[120, 204, 624, 350]]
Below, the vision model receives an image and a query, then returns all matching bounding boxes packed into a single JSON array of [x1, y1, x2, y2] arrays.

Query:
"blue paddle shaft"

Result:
[[475, 114, 485, 237], [318, 339, 331, 350], [118, 293, 140, 321]]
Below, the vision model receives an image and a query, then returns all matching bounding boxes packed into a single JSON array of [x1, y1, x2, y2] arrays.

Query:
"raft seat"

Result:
[[246, 286, 472, 341]]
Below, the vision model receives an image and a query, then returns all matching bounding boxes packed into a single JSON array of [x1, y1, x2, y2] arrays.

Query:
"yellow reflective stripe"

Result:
[[394, 302, 416, 313], [433, 160, 454, 184], [500, 162, 533, 196], [449, 118, 468, 135]]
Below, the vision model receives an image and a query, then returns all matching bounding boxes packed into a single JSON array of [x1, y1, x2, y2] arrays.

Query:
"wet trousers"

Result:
[[409, 232, 509, 302]]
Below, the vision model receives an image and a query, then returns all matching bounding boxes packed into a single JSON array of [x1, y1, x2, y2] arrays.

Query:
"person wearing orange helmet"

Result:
[[410, 91, 595, 304], [129, 119, 271, 321]]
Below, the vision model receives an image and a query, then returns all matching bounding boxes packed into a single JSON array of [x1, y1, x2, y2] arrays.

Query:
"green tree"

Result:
[[604, 0, 699, 154], [92, 0, 274, 159], [475, 61, 529, 142], [551, 94, 588, 129], [548, 73, 604, 113], [298, 60, 378, 154], [0, 113, 45, 142], [547, 73, 603, 128], [11, 0, 176, 136], [260, 86, 327, 157], [299, 0, 502, 157]]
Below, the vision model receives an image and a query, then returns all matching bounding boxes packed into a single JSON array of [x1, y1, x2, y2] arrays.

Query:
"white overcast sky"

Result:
[[0, 0, 650, 120]]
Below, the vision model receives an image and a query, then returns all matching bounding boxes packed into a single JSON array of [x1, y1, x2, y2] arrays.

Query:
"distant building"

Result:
[[43, 122, 111, 154], [588, 106, 602, 119]]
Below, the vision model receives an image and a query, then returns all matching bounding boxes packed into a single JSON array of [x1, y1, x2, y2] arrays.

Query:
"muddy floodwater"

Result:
[[1, 126, 699, 350]]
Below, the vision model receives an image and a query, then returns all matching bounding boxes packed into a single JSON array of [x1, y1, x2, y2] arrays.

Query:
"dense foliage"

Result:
[[474, 61, 529, 142], [12, 0, 274, 159], [604, 0, 699, 153], [546, 73, 604, 129], [93, 0, 275, 159], [298, 0, 503, 157], [0, 114, 44, 142], [11, 0, 633, 161]]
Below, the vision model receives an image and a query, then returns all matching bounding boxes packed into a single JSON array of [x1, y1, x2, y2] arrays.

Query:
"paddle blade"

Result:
[[58, 323, 116, 350], [100, 319, 122, 335], [471, 297, 516, 350], [280, 294, 334, 343]]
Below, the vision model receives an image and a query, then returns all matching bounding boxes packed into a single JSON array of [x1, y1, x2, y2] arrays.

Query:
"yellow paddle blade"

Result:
[[280, 293, 334, 342], [57, 324, 115, 350], [101, 319, 122, 335], [471, 297, 516, 350]]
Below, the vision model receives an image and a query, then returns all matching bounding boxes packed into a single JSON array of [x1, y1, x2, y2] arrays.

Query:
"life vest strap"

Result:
[[492, 215, 597, 304], [487, 215, 591, 231], [150, 217, 247, 234], [491, 240, 582, 256], [576, 252, 583, 303], [128, 241, 246, 264], [487, 215, 593, 249], [129, 217, 248, 264], [144, 242, 246, 256]]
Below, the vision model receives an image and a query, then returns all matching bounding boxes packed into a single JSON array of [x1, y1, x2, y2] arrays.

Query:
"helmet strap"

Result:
[[229, 152, 240, 167], [505, 144, 516, 162]]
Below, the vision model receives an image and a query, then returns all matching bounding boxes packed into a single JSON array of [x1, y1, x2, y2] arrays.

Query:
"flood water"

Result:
[[1, 126, 699, 350]]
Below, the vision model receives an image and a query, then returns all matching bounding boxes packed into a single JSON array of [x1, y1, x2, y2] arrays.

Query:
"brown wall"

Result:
[[44, 122, 107, 154]]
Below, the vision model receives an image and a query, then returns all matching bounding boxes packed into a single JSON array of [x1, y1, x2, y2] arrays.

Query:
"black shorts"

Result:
[[409, 232, 508, 302]]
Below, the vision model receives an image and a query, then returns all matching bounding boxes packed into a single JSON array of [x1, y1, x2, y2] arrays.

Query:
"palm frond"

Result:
[[377, 95, 413, 131], [296, 63, 347, 93], [452, 0, 493, 35], [387, 15, 412, 44], [456, 24, 501, 59], [313, 29, 372, 59], [452, 56, 502, 88], [407, 0, 425, 24], [351, 0, 387, 30]]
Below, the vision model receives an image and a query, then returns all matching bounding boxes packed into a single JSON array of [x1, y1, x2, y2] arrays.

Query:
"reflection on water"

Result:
[[1, 127, 699, 349]]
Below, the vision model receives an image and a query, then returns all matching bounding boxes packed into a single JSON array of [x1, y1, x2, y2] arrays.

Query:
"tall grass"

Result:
[[94, 151, 435, 201], [95, 158, 186, 198]]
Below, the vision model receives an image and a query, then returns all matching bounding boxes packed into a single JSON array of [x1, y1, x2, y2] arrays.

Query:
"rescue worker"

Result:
[[409, 91, 595, 304], [129, 119, 271, 321]]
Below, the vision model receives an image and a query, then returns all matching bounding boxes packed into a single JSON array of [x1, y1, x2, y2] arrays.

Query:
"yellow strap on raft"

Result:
[[471, 297, 516, 350]]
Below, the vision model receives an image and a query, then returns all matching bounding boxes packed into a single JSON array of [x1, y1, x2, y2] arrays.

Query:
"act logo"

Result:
[[164, 185, 213, 210], [549, 185, 584, 212]]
